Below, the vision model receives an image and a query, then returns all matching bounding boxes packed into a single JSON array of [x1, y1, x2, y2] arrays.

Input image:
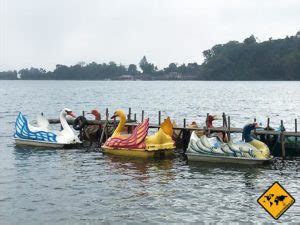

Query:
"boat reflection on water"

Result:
[[102, 153, 176, 183], [13, 145, 60, 160], [187, 159, 272, 170], [187, 159, 270, 189]]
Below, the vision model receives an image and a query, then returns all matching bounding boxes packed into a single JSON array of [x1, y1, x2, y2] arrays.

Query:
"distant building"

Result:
[[118, 74, 134, 80], [161, 72, 197, 80], [296, 31, 300, 38], [162, 72, 183, 80]]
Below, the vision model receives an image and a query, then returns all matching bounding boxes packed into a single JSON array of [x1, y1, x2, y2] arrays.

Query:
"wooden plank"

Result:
[[49, 118, 136, 125], [284, 132, 300, 137], [255, 130, 280, 135], [48, 118, 300, 137]]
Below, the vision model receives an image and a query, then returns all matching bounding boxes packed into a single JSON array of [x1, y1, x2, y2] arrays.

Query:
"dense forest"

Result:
[[1, 32, 300, 80]]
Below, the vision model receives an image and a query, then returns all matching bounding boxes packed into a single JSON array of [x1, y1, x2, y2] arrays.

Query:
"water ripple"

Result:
[[0, 81, 299, 224]]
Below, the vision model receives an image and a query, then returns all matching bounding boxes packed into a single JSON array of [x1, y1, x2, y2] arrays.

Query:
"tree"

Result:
[[168, 63, 177, 72], [128, 64, 138, 75], [19, 67, 47, 80], [243, 35, 257, 45], [164, 63, 177, 73], [0, 71, 18, 80], [139, 56, 155, 74], [76, 61, 86, 67]]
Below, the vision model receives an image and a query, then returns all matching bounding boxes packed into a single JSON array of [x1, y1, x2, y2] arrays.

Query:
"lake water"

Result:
[[0, 80, 299, 224]]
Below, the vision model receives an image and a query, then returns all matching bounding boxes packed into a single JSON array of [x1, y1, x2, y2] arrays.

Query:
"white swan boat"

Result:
[[14, 108, 81, 148], [186, 123, 274, 165]]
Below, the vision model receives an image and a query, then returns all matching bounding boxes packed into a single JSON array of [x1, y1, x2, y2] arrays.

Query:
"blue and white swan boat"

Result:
[[186, 123, 273, 165], [14, 108, 81, 148]]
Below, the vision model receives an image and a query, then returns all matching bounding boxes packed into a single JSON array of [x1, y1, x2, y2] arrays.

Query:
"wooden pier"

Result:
[[48, 108, 300, 158]]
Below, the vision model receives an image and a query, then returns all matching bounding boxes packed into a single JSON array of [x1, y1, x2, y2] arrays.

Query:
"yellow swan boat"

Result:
[[101, 110, 175, 158]]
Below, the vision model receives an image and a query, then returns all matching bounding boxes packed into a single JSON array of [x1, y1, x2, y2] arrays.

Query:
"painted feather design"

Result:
[[105, 119, 149, 149], [14, 112, 57, 142]]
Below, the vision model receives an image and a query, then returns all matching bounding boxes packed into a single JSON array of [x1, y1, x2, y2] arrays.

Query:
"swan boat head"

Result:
[[61, 108, 76, 118], [206, 115, 221, 128], [206, 115, 227, 141], [242, 123, 270, 159], [87, 109, 101, 121], [110, 110, 126, 120], [57, 108, 81, 144], [84, 109, 102, 141], [109, 110, 127, 138]]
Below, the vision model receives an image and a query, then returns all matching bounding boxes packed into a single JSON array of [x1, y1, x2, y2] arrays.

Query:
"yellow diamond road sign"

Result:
[[257, 182, 295, 220]]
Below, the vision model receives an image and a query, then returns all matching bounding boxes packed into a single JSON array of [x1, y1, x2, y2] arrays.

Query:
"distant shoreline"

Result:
[[1, 33, 300, 81]]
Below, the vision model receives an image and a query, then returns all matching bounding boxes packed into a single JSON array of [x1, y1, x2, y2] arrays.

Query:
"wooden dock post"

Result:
[[78, 111, 85, 140], [227, 116, 231, 141], [158, 111, 161, 125], [127, 108, 132, 133], [206, 113, 209, 128], [183, 118, 186, 128], [295, 119, 298, 151], [99, 122, 107, 147], [128, 107, 131, 120], [141, 110, 144, 122], [266, 117, 270, 144], [206, 113, 210, 136], [134, 113, 137, 121], [222, 113, 228, 127], [113, 116, 116, 128], [253, 118, 257, 135], [280, 120, 286, 158], [105, 108, 109, 121]]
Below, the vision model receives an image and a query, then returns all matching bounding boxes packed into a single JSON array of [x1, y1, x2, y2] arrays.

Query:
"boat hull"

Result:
[[186, 153, 274, 165], [102, 146, 174, 158], [14, 138, 79, 148]]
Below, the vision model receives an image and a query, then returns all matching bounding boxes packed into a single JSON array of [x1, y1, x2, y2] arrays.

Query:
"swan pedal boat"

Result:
[[101, 110, 175, 158], [14, 108, 81, 148], [186, 124, 274, 165], [187, 152, 273, 165]]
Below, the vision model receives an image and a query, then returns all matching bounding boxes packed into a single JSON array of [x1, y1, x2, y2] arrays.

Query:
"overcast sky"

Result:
[[0, 0, 299, 71]]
